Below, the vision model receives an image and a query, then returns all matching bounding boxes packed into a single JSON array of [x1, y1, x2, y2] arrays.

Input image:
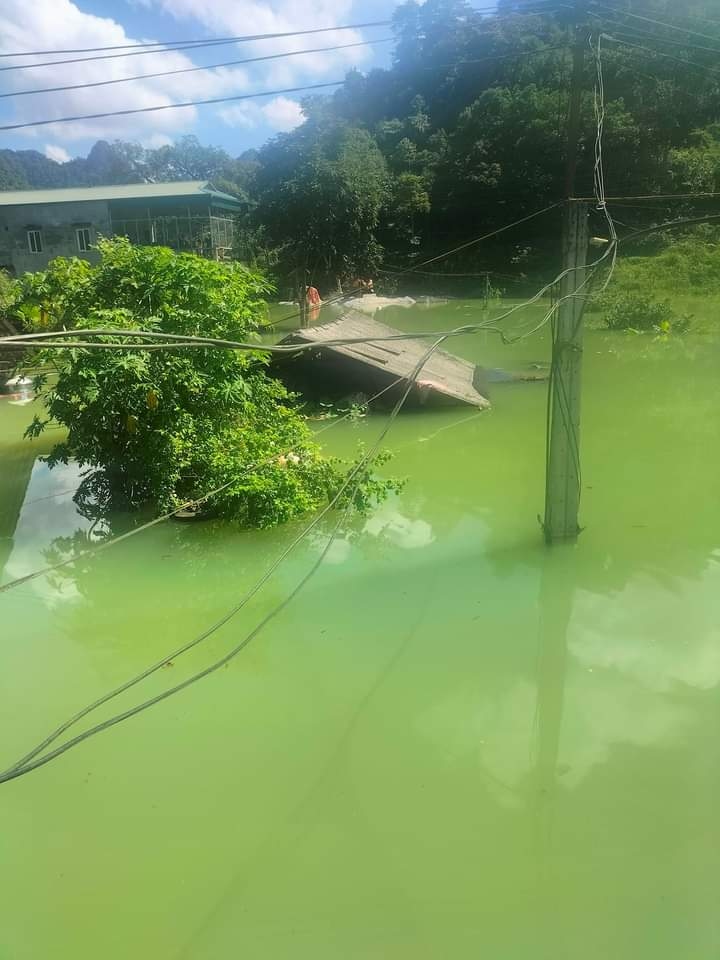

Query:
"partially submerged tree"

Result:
[[248, 122, 390, 290], [19, 238, 401, 527]]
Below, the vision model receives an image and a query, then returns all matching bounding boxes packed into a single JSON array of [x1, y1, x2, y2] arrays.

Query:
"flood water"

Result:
[[1, 299, 719, 958]]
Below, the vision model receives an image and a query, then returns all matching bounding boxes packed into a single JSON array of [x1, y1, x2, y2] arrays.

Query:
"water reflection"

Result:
[[1, 459, 90, 598]]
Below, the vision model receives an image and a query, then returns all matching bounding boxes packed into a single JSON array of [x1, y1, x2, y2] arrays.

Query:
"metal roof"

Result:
[[0, 180, 241, 207], [279, 312, 490, 409]]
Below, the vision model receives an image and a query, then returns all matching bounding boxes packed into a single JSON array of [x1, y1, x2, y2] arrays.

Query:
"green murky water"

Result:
[[1, 300, 719, 958]]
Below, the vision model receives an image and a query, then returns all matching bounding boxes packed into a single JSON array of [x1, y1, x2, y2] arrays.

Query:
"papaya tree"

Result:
[[19, 238, 400, 527]]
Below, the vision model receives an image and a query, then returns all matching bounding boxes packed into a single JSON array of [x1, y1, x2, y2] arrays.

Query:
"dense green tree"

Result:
[[18, 239, 400, 526], [250, 122, 390, 290]]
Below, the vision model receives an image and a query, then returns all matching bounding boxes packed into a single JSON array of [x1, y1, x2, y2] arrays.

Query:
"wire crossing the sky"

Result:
[[0, 39, 394, 100], [0, 22, 392, 72]]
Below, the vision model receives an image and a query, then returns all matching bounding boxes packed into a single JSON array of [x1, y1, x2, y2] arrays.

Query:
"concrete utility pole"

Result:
[[543, 0, 589, 544], [543, 200, 589, 542]]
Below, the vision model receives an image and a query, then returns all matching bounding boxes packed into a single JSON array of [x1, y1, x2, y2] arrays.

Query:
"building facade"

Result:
[[0, 181, 242, 275]]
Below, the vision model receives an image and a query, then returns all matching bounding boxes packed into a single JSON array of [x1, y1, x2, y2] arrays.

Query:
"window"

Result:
[[76, 227, 92, 252], [27, 229, 43, 253]]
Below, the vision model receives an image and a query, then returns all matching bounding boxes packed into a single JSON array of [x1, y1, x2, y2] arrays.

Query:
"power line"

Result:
[[0, 200, 560, 341], [390, 203, 562, 275], [591, 2, 720, 44], [0, 22, 392, 58], [0, 4, 568, 70], [592, 18, 720, 57], [0, 250, 614, 784], [581, 191, 720, 200], [0, 374, 403, 598], [619, 213, 720, 243], [591, 34, 617, 291], [0, 21, 392, 73], [0, 377, 408, 779], [431, 44, 568, 69], [1, 38, 393, 100], [2, 42, 567, 101], [2, 244, 612, 360], [0, 80, 345, 131], [1, 202, 563, 343], [602, 33, 720, 78], [0, 332, 455, 785]]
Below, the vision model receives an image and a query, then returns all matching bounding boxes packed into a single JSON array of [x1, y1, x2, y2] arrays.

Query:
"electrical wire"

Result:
[[0, 22, 392, 72], [379, 267, 527, 279], [0, 238, 618, 783], [0, 479, 234, 596], [0, 333, 452, 785], [601, 33, 720, 78], [591, 33, 617, 292], [0, 4, 570, 71], [0, 376, 404, 598], [618, 213, 720, 243], [0, 261, 608, 784], [0, 202, 563, 344], [269, 202, 562, 328], [0, 45, 574, 130], [0, 80, 345, 132], [0, 1, 551, 59], [593, 20, 720, 58], [580, 192, 720, 201], [382, 202, 563, 278], [1, 38, 394, 100], [591, 2, 720, 45], [426, 44, 568, 70]]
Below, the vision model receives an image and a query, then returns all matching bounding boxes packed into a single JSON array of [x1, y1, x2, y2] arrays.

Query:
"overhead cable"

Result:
[[0, 80, 344, 131], [601, 33, 720, 78], [0, 46, 571, 127], [0, 254, 616, 785], [0, 333, 452, 785], [590, 33, 617, 290], [592, 2, 720, 44], [591, 17, 720, 57], [0, 4, 569, 70], [3, 42, 565, 101], [0, 375, 401, 598], [0, 22, 391, 72], [0, 379, 407, 779], [1, 38, 393, 100]]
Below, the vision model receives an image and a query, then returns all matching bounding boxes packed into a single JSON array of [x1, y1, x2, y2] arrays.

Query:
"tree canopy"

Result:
[[3, 0, 720, 285], [18, 239, 400, 526]]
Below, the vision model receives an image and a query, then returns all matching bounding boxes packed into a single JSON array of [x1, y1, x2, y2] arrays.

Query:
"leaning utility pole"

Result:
[[544, 0, 589, 543]]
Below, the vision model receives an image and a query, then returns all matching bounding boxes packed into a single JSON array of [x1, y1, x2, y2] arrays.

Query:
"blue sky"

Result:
[[0, 0, 401, 161]]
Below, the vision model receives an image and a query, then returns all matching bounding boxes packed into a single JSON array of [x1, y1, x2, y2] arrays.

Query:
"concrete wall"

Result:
[[0, 199, 112, 275]]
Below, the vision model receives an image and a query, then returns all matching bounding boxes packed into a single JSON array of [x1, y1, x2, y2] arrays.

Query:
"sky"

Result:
[[0, 0, 402, 162]]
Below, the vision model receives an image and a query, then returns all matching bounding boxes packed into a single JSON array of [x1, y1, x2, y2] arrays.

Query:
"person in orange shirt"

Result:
[[306, 284, 321, 322]]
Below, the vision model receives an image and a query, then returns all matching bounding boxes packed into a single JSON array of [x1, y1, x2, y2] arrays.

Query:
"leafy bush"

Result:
[[20, 238, 401, 526], [602, 292, 676, 331]]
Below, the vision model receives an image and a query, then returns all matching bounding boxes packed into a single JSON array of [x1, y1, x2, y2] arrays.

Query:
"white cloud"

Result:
[[261, 96, 304, 132], [219, 96, 304, 133], [143, 0, 375, 84], [0, 0, 251, 143], [44, 144, 71, 163], [218, 103, 262, 129]]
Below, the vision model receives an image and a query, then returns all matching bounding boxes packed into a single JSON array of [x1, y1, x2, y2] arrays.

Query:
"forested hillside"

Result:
[[3, 0, 720, 286]]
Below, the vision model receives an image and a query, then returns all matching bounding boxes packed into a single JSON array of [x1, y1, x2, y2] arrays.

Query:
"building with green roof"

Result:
[[0, 180, 242, 274]]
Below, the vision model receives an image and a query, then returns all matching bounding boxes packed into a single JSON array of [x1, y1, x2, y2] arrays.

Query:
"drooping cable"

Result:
[[0, 333, 451, 785]]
